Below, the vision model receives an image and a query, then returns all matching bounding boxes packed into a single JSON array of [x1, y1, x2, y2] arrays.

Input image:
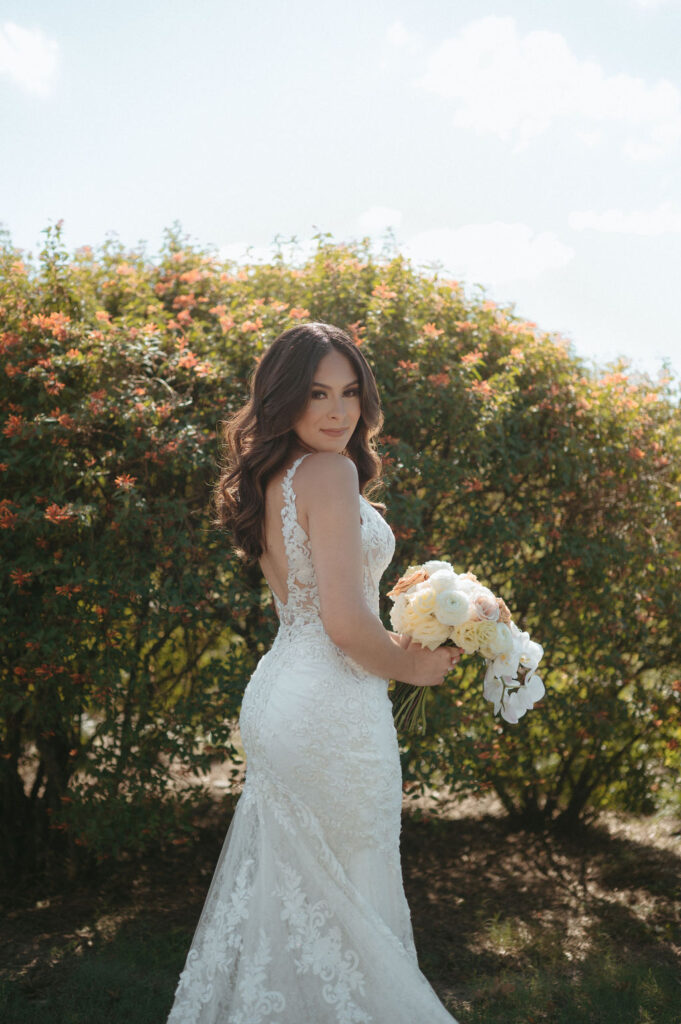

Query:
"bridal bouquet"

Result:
[[388, 559, 545, 732]]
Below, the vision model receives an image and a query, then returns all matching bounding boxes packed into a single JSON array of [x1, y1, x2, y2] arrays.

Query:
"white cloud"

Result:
[[402, 221, 575, 287], [356, 206, 403, 233], [631, 0, 680, 9], [0, 22, 59, 96], [415, 15, 681, 159], [569, 203, 681, 234], [386, 20, 412, 48]]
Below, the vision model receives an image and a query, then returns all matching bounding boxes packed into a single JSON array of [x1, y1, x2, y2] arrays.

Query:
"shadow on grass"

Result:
[[400, 811, 681, 1023], [1, 802, 680, 1023]]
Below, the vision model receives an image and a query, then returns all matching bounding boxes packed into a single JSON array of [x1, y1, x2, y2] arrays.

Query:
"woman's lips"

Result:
[[321, 428, 347, 436]]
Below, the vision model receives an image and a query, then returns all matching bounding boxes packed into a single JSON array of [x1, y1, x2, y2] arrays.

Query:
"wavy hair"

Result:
[[213, 322, 386, 564]]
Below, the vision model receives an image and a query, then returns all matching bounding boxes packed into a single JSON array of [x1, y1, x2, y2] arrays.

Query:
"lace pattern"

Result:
[[166, 454, 459, 1023]]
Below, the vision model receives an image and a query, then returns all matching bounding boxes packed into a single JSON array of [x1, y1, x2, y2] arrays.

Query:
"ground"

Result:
[[1, 790, 680, 1024]]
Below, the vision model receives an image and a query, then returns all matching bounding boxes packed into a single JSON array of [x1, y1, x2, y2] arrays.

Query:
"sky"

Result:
[[1, 0, 680, 380]]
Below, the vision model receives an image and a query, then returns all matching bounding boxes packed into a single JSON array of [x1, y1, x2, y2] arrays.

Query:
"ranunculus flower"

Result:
[[434, 589, 470, 626], [428, 568, 457, 594], [452, 576, 479, 596], [423, 560, 454, 575]]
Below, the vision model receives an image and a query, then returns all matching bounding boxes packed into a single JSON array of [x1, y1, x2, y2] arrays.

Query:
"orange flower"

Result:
[[44, 503, 75, 524], [0, 331, 20, 354], [0, 500, 18, 529], [240, 317, 264, 332], [10, 568, 33, 587], [30, 311, 71, 340], [178, 350, 199, 368], [427, 372, 449, 387], [471, 380, 493, 398], [422, 323, 443, 338], [397, 359, 419, 372], [115, 473, 137, 490], [44, 376, 65, 395], [2, 414, 25, 438], [461, 349, 483, 365], [288, 308, 309, 320], [179, 269, 202, 285], [347, 321, 366, 346], [371, 285, 397, 300]]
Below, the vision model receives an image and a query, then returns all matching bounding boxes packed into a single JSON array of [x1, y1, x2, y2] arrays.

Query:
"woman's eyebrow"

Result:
[[312, 379, 359, 388]]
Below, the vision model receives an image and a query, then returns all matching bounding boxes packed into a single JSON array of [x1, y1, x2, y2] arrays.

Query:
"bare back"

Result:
[[258, 455, 362, 609]]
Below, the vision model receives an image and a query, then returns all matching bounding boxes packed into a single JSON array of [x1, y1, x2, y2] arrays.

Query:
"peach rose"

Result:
[[387, 568, 429, 599]]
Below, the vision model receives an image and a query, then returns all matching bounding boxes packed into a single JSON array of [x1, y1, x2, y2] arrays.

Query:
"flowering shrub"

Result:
[[1, 220, 680, 878]]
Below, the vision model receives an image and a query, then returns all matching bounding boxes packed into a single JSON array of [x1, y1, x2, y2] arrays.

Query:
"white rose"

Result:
[[410, 614, 451, 651], [411, 587, 437, 615]]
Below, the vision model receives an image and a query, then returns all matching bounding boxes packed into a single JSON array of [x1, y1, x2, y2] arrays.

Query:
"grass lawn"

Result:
[[2, 794, 680, 1024]]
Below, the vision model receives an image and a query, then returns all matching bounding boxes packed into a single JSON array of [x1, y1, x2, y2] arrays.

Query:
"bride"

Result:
[[167, 322, 462, 1023]]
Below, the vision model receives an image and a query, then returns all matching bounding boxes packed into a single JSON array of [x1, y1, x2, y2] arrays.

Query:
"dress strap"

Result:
[[280, 453, 313, 580]]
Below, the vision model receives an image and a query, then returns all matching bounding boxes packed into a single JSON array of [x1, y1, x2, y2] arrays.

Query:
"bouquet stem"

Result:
[[390, 682, 432, 734]]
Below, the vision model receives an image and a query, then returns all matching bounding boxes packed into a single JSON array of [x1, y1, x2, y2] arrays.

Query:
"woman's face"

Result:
[[292, 348, 362, 454]]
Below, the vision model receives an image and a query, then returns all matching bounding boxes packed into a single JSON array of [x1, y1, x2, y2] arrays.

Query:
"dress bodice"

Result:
[[271, 453, 395, 633]]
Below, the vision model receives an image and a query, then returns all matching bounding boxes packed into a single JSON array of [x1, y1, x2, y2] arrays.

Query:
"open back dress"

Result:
[[167, 453, 459, 1023]]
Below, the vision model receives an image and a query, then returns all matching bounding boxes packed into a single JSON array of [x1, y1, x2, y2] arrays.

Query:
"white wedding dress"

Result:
[[167, 453, 459, 1023]]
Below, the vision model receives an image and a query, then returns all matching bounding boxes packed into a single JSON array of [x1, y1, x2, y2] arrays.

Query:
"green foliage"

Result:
[[1, 219, 680, 877]]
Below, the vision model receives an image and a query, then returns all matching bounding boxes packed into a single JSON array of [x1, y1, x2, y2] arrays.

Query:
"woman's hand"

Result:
[[402, 637, 463, 687]]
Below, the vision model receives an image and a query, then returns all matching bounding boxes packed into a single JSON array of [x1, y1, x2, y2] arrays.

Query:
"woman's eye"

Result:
[[311, 389, 360, 399]]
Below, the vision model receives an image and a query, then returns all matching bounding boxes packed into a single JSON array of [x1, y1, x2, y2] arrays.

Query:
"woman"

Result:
[[167, 322, 462, 1023]]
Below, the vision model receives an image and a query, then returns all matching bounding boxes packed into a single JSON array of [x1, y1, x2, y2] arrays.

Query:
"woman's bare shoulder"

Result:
[[296, 452, 359, 503]]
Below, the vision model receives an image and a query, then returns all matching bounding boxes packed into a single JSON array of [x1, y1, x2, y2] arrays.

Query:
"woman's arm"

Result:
[[299, 453, 456, 685]]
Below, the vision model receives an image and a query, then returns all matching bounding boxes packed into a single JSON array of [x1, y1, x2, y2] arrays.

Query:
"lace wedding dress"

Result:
[[167, 454, 459, 1023]]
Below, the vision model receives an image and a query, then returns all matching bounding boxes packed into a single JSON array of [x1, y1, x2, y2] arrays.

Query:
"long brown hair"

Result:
[[213, 322, 386, 564]]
